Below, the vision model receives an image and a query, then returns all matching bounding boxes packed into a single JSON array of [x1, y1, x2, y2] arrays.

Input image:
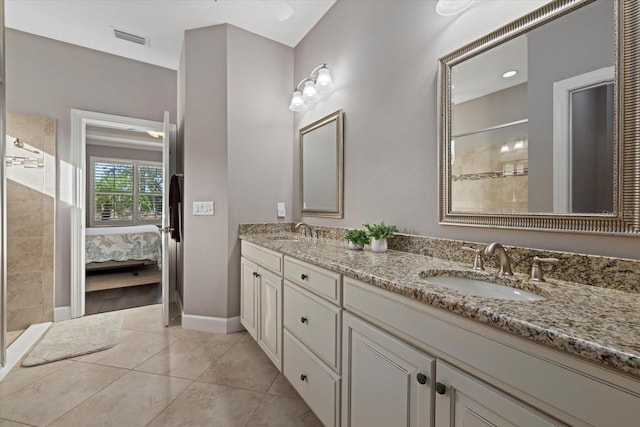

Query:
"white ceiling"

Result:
[[452, 34, 528, 104], [5, 0, 336, 70]]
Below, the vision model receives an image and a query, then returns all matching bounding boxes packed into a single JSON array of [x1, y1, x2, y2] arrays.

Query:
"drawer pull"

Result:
[[300, 274, 309, 280], [416, 373, 427, 385], [435, 382, 446, 395], [300, 374, 308, 382], [300, 316, 308, 324]]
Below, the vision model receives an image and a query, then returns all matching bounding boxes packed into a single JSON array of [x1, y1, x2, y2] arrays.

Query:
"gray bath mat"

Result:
[[22, 311, 123, 367]]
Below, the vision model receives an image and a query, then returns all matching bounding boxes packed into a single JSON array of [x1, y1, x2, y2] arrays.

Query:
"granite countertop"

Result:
[[240, 232, 640, 379]]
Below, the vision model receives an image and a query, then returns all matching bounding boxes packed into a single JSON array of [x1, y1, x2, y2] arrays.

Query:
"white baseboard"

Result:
[[181, 314, 244, 334], [0, 322, 51, 381], [54, 306, 71, 322]]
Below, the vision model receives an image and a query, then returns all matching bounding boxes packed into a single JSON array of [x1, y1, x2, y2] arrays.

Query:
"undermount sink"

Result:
[[420, 271, 544, 301]]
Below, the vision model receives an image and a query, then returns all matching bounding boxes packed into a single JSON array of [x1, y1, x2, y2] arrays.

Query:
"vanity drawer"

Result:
[[284, 329, 340, 427], [284, 281, 341, 372], [284, 256, 342, 304], [241, 241, 283, 274]]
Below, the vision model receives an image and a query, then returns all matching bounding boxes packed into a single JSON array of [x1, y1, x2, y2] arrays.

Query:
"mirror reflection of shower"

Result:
[[5, 134, 44, 168]]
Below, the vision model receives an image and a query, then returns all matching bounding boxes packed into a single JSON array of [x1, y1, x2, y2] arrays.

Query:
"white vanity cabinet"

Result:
[[342, 312, 434, 427], [240, 241, 283, 370], [434, 361, 559, 427], [283, 255, 343, 427], [343, 276, 640, 426], [241, 241, 640, 426], [240, 256, 259, 340]]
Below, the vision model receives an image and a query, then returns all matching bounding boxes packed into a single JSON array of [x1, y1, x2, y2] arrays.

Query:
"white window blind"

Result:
[[138, 164, 163, 222], [91, 158, 163, 226]]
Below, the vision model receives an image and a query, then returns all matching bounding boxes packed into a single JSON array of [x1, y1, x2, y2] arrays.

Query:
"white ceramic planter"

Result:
[[370, 238, 388, 253], [348, 241, 365, 250]]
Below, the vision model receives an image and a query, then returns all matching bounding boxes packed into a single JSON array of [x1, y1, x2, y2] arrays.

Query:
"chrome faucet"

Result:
[[295, 222, 313, 239], [484, 242, 513, 276]]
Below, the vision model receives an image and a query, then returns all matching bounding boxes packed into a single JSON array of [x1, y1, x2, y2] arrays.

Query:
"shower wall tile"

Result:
[[7, 113, 47, 151], [7, 202, 45, 238], [7, 237, 44, 274], [43, 196, 55, 225], [7, 180, 41, 203], [7, 272, 43, 308], [42, 226, 54, 256], [7, 306, 45, 332], [6, 113, 56, 331]]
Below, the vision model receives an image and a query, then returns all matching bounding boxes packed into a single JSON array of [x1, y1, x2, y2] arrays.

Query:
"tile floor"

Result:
[[0, 304, 323, 427]]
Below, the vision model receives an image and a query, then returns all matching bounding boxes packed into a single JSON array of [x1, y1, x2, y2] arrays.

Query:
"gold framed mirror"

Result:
[[438, 0, 640, 235], [299, 109, 344, 218]]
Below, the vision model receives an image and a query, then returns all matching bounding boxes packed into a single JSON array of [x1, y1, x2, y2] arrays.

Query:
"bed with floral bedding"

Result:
[[84, 225, 162, 292], [85, 225, 161, 268]]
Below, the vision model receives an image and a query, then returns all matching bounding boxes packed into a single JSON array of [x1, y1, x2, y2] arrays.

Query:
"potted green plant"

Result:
[[344, 229, 368, 250], [364, 222, 398, 253]]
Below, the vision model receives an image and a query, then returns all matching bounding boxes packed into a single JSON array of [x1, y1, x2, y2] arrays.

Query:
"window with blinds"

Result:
[[91, 157, 163, 226]]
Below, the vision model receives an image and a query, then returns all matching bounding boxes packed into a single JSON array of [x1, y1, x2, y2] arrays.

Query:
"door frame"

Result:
[[69, 109, 176, 319], [552, 66, 614, 213]]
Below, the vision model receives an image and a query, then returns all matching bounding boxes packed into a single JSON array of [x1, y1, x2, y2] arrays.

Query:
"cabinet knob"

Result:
[[416, 373, 427, 385], [300, 374, 307, 382], [300, 274, 308, 280], [300, 317, 308, 324], [252, 272, 258, 277], [435, 382, 446, 395]]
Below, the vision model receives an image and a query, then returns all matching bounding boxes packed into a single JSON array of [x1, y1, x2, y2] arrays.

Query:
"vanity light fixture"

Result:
[[147, 130, 165, 138], [500, 143, 510, 153], [436, 0, 474, 16], [502, 70, 518, 78], [289, 64, 334, 112], [513, 137, 526, 150]]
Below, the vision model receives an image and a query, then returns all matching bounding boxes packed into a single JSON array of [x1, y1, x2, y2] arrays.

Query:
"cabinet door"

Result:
[[342, 312, 434, 427], [435, 361, 561, 427], [258, 267, 282, 370], [240, 257, 258, 340]]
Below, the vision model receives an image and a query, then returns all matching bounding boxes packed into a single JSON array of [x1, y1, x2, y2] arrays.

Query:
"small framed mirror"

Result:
[[300, 109, 344, 218]]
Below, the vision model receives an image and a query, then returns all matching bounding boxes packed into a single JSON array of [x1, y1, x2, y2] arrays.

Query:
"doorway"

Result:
[[69, 110, 176, 325]]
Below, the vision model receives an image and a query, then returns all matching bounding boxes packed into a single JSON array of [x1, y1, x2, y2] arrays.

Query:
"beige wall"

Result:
[[6, 113, 55, 330], [294, 0, 638, 259], [181, 24, 230, 318], [6, 29, 177, 308], [527, 0, 614, 211], [180, 24, 293, 319], [226, 25, 294, 317]]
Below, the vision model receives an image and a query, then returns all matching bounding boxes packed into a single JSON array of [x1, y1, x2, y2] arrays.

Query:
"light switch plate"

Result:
[[193, 201, 214, 216], [277, 202, 286, 218]]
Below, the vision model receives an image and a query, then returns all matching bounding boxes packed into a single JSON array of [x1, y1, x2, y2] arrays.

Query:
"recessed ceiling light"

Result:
[[436, 0, 474, 16], [502, 70, 518, 78]]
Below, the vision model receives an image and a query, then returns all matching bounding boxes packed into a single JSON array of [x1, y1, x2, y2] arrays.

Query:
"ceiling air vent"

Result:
[[112, 27, 149, 46]]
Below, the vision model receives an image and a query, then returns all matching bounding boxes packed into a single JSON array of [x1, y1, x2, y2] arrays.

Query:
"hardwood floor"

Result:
[[85, 283, 162, 315]]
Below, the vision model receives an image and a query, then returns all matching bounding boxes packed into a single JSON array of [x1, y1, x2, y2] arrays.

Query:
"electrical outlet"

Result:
[[277, 202, 286, 218]]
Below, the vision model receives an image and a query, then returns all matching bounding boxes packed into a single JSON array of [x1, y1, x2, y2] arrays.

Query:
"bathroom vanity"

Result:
[[240, 228, 640, 426]]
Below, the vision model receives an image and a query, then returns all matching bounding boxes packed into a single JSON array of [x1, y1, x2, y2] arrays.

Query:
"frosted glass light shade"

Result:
[[289, 91, 306, 112], [302, 80, 319, 102], [315, 68, 334, 92], [436, 0, 474, 16]]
